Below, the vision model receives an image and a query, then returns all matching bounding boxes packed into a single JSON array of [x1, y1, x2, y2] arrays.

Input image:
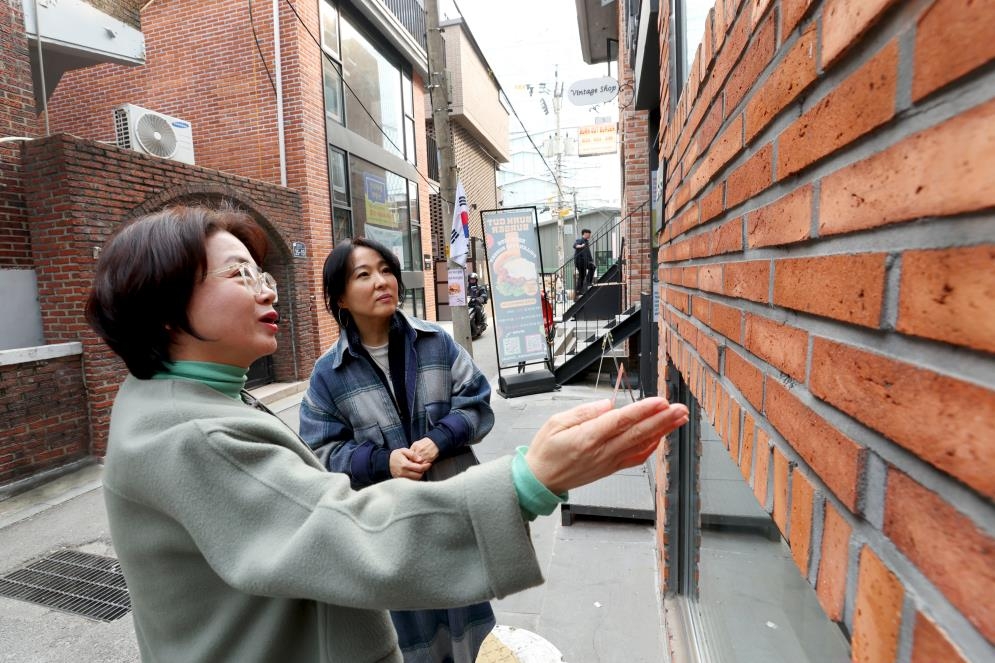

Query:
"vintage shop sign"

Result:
[[567, 76, 620, 106]]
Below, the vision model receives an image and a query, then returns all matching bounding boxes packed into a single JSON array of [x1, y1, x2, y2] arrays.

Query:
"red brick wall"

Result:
[[618, 9, 652, 307], [657, 0, 995, 660], [0, 352, 88, 485], [18, 135, 310, 459], [0, 0, 39, 268]]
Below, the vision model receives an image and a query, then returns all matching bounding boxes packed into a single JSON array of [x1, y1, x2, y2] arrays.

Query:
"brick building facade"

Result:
[[0, 0, 39, 270], [2, 133, 305, 486], [647, 0, 995, 661], [46, 0, 439, 351], [616, 11, 653, 309]]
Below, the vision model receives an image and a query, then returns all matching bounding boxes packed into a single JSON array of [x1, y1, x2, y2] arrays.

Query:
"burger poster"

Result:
[[482, 208, 548, 368]]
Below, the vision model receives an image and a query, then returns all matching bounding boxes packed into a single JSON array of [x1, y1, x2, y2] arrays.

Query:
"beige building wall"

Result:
[[442, 20, 509, 162]]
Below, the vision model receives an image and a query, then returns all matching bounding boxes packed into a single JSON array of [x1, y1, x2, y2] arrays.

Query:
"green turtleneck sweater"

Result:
[[152, 361, 247, 400]]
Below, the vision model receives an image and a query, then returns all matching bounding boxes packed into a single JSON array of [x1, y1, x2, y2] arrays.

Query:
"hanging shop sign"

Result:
[[567, 76, 620, 106], [577, 123, 618, 156]]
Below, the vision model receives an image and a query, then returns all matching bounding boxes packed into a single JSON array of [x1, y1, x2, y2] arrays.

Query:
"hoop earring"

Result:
[[337, 310, 350, 328]]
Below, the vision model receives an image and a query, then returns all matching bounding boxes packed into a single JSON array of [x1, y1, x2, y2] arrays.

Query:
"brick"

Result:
[[765, 380, 865, 510], [788, 469, 815, 575], [666, 287, 691, 314], [696, 330, 721, 372], [706, 7, 751, 103], [726, 143, 773, 208], [739, 413, 755, 481], [716, 387, 729, 439], [728, 402, 741, 461], [725, 347, 763, 411], [773, 253, 887, 327], [746, 24, 817, 142], [724, 260, 770, 303], [781, 0, 815, 37], [852, 546, 904, 663], [747, 184, 812, 248], [822, 0, 901, 67], [753, 429, 771, 505], [710, 217, 743, 256], [913, 0, 995, 101], [820, 97, 995, 236], [699, 264, 724, 293], [772, 446, 790, 534], [691, 295, 711, 325], [699, 184, 724, 224], [725, 13, 776, 114], [779, 40, 898, 178], [884, 468, 995, 642], [708, 299, 742, 343], [898, 245, 995, 354], [816, 500, 852, 621], [691, 115, 743, 196], [743, 314, 807, 380], [810, 338, 995, 499], [911, 613, 968, 663]]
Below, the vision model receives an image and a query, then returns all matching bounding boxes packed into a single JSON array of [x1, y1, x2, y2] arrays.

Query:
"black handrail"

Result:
[[546, 200, 650, 317]]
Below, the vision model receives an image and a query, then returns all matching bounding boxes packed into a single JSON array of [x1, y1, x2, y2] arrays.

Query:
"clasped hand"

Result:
[[390, 438, 438, 480]]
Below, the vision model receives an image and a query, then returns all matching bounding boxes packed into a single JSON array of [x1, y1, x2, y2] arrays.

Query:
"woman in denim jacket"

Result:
[[300, 237, 496, 663]]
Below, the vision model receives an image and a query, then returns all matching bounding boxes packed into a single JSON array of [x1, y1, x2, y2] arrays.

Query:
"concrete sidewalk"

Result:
[[0, 329, 666, 662]]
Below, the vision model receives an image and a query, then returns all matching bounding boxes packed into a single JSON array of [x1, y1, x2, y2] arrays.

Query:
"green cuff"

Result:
[[511, 446, 568, 521]]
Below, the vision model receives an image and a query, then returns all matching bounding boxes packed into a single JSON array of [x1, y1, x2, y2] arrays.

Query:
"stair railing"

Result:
[[545, 201, 649, 365]]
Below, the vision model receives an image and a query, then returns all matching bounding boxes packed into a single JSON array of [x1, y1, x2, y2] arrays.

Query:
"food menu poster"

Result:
[[448, 268, 466, 307], [482, 208, 548, 368]]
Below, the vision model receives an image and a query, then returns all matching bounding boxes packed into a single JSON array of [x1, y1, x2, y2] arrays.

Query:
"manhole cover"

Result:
[[0, 549, 130, 621]]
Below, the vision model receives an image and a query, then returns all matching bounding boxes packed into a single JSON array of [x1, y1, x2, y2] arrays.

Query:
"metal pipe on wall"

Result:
[[33, 0, 50, 136], [272, 0, 287, 187]]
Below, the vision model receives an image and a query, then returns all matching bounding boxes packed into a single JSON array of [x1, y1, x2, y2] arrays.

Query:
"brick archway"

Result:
[[20, 135, 315, 458]]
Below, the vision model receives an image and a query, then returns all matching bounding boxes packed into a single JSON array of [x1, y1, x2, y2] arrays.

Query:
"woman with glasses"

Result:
[[87, 205, 689, 663], [298, 237, 494, 663]]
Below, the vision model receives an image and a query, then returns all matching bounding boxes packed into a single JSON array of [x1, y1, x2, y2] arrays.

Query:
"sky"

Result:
[[438, 0, 621, 208]]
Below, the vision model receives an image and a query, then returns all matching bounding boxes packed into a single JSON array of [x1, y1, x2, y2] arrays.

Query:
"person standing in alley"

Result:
[[299, 238, 497, 663], [573, 228, 595, 297]]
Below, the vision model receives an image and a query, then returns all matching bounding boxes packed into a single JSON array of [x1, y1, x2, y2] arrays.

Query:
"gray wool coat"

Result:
[[102, 376, 542, 662]]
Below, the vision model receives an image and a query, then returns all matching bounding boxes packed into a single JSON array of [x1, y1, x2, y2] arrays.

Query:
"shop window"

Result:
[[323, 59, 344, 125], [320, 0, 340, 59], [666, 363, 850, 660], [400, 287, 425, 319], [341, 14, 405, 157], [348, 155, 412, 269]]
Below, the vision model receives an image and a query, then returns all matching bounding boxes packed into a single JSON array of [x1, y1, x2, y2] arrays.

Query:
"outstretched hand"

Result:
[[524, 397, 689, 495]]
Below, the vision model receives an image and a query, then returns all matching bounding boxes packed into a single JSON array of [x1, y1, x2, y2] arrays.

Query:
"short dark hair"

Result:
[[322, 237, 405, 327], [581, 228, 592, 235], [86, 205, 268, 378]]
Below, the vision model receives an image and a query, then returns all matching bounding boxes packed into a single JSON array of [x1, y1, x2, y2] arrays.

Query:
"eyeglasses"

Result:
[[208, 262, 278, 303]]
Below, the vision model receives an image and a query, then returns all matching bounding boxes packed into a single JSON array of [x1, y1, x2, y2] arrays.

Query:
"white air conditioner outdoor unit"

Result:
[[113, 103, 195, 165]]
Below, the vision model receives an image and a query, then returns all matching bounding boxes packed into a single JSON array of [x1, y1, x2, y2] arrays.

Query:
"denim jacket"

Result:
[[300, 312, 494, 488]]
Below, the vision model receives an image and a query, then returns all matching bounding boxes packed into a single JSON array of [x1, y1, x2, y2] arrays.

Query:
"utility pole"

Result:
[[552, 67, 565, 271], [425, 0, 473, 356]]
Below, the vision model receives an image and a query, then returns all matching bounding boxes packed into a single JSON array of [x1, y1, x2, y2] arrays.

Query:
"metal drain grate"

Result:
[[0, 550, 131, 621]]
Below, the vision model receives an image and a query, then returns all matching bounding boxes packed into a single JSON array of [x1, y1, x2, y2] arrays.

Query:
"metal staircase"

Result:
[[553, 304, 642, 384]]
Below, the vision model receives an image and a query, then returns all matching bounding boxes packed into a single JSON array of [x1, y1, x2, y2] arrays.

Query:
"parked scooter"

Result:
[[467, 273, 489, 339]]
